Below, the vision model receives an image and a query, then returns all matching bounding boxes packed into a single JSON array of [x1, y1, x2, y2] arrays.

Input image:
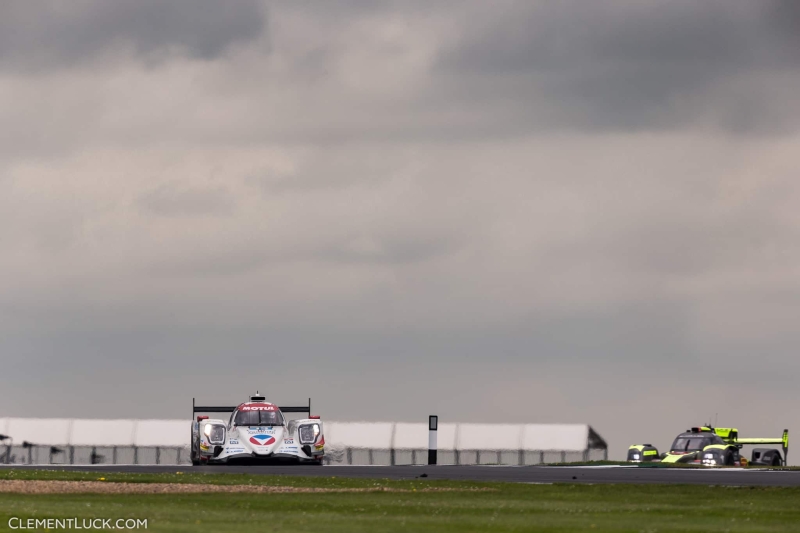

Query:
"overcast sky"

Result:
[[2, 1, 799, 460]]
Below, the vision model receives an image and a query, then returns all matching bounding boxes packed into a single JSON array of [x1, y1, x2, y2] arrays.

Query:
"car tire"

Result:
[[724, 450, 735, 466], [771, 454, 782, 467], [190, 442, 200, 466]]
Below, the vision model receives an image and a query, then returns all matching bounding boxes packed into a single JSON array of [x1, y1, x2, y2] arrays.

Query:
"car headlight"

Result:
[[299, 423, 320, 444], [203, 424, 226, 445], [702, 450, 723, 466], [631, 453, 640, 460]]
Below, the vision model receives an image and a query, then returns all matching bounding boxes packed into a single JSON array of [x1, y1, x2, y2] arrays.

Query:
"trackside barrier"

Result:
[[0, 418, 608, 465], [2, 445, 187, 466], [325, 448, 606, 466]]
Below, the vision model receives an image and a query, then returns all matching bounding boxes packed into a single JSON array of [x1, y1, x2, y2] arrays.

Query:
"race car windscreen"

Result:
[[671, 437, 713, 452], [233, 409, 284, 426]]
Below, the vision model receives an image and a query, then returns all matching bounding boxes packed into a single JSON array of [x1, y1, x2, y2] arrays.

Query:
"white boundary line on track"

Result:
[[540, 465, 638, 469]]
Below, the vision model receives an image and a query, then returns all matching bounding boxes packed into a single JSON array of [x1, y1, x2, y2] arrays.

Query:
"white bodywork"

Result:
[[191, 398, 324, 464]]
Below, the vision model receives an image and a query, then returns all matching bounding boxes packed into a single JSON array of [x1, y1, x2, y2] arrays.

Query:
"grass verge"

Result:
[[1, 469, 799, 532]]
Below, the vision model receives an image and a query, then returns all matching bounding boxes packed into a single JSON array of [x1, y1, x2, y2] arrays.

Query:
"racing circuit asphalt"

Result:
[[5, 464, 800, 487]]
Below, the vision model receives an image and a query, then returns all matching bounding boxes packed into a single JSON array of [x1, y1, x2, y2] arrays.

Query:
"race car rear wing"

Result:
[[710, 427, 789, 465], [192, 397, 312, 416], [737, 429, 789, 465]]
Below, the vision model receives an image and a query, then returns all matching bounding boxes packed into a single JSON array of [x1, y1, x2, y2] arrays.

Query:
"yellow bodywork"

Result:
[[661, 453, 696, 464]]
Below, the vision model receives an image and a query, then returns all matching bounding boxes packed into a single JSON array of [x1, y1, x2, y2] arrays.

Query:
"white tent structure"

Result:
[[0, 418, 607, 465], [324, 422, 608, 465]]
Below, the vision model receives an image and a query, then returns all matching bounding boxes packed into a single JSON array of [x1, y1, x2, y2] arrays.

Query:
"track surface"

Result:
[[5, 464, 800, 487]]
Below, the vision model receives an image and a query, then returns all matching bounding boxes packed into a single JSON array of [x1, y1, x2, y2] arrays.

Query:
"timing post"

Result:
[[428, 415, 438, 465]]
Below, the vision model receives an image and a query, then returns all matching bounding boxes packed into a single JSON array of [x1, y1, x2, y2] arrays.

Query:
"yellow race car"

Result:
[[628, 426, 788, 467]]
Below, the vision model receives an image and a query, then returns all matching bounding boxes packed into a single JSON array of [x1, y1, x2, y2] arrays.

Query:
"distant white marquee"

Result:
[[0, 418, 607, 453]]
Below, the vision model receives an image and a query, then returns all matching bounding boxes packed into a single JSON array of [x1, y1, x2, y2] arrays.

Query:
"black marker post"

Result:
[[428, 415, 438, 465]]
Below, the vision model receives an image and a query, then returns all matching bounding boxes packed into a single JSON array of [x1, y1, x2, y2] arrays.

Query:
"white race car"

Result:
[[190, 393, 324, 465]]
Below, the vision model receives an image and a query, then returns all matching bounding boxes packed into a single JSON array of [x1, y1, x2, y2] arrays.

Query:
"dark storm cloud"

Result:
[[0, 0, 265, 70], [438, 0, 800, 133]]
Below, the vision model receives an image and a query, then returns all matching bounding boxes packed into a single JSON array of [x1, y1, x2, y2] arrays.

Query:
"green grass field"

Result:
[[1, 470, 799, 532]]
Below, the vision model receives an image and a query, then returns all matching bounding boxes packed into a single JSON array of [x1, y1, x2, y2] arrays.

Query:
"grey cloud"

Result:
[[767, 0, 800, 38], [590, 202, 795, 277], [325, 233, 461, 265], [248, 147, 423, 193], [143, 227, 462, 278], [437, 1, 800, 134], [0, 0, 266, 71], [138, 182, 236, 217]]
